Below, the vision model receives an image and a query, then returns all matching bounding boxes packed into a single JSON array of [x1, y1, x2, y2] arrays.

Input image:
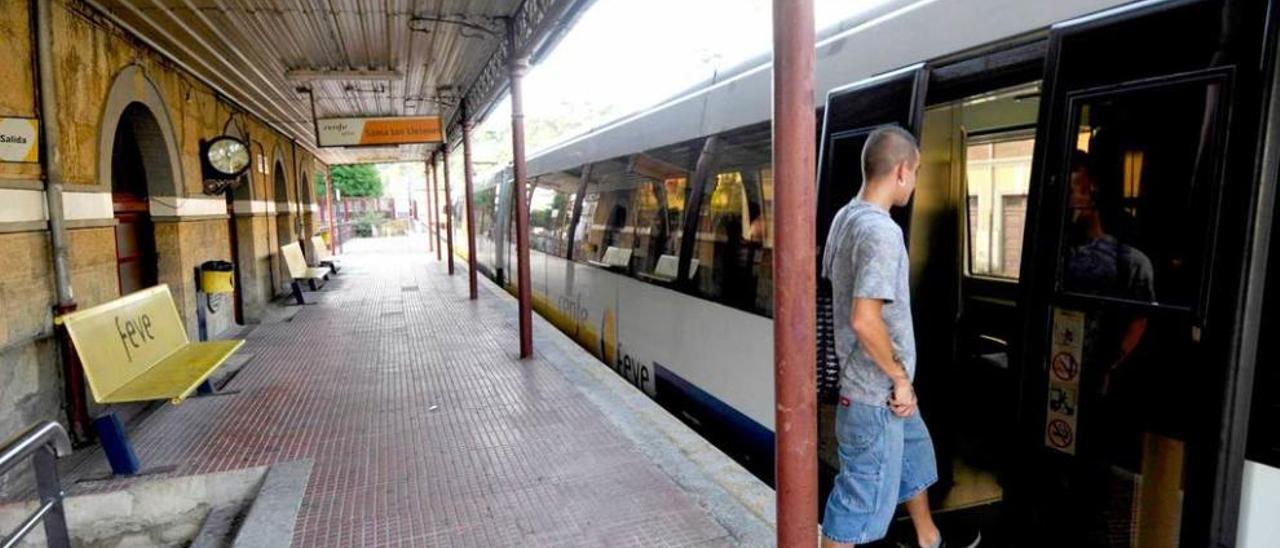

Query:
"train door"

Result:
[[814, 65, 927, 504], [1012, 1, 1274, 545]]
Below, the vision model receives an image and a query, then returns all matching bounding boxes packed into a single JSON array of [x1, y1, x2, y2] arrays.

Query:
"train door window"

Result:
[[1247, 198, 1280, 467], [965, 132, 1034, 279], [1057, 78, 1224, 308]]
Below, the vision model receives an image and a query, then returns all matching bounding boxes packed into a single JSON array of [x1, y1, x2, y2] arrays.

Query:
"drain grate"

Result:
[[401, 286, 419, 292]]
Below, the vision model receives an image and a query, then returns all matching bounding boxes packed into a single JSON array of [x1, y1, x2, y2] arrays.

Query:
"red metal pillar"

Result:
[[461, 101, 480, 299], [508, 22, 534, 359], [442, 145, 455, 275], [422, 158, 434, 254], [430, 152, 442, 261], [772, 0, 818, 545]]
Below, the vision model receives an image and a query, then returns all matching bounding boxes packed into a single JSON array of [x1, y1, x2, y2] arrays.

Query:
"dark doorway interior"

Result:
[[111, 103, 161, 296]]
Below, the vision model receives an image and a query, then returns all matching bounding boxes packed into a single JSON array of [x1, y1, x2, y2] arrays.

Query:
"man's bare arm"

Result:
[[851, 298, 915, 415]]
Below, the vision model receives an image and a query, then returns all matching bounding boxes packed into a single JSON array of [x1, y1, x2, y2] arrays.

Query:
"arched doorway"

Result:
[[111, 103, 165, 295], [273, 158, 293, 295]]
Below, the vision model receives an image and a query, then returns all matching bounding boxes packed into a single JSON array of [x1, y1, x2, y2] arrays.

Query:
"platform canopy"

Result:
[[87, 0, 593, 164]]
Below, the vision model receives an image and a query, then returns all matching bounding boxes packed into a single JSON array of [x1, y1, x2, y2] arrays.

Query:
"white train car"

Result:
[[454, 0, 1280, 544]]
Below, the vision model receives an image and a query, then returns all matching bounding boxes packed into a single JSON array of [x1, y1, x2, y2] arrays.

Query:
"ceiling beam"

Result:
[[286, 68, 404, 82]]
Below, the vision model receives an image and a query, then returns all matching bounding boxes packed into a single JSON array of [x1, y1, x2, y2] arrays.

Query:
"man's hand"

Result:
[[891, 378, 916, 417]]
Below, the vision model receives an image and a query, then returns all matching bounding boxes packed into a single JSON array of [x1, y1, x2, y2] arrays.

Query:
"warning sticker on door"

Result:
[[1045, 308, 1084, 455]]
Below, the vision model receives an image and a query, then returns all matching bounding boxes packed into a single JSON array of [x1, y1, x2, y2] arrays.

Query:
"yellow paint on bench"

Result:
[[55, 284, 244, 405], [311, 236, 335, 262], [282, 242, 330, 279]]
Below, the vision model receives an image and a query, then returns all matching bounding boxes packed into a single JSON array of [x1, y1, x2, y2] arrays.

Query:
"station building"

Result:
[[0, 1, 325, 439]]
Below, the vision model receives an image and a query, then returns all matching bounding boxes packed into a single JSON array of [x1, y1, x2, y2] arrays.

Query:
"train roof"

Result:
[[524, 0, 1136, 178]]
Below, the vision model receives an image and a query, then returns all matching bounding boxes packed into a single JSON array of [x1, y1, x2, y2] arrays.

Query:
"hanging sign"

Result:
[[316, 116, 442, 147], [0, 118, 39, 163], [1045, 307, 1085, 455]]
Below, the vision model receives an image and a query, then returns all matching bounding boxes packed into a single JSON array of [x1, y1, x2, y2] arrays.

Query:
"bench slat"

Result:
[[105, 340, 245, 405]]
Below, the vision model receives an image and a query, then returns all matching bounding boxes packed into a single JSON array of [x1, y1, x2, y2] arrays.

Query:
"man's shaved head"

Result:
[[861, 125, 920, 183]]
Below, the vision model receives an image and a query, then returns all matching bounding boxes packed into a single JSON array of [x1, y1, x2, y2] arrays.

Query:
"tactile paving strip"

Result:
[[62, 237, 735, 547]]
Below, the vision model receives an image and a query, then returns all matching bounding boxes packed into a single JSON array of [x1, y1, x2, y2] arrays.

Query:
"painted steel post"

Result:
[[509, 22, 534, 358], [442, 145, 455, 275], [422, 159, 434, 254], [772, 0, 819, 545], [430, 152, 442, 261], [461, 101, 480, 299]]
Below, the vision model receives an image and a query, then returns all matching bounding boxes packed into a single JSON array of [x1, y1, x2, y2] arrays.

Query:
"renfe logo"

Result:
[[115, 313, 156, 362]]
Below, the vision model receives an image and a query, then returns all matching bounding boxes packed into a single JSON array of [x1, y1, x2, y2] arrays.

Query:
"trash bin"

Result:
[[199, 260, 235, 294]]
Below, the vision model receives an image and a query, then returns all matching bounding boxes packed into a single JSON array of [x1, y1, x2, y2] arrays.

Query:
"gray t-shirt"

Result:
[[822, 199, 915, 406]]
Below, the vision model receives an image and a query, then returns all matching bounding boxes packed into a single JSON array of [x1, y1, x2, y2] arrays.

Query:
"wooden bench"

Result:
[[310, 235, 340, 274], [282, 241, 330, 304], [587, 246, 633, 271], [56, 284, 244, 474]]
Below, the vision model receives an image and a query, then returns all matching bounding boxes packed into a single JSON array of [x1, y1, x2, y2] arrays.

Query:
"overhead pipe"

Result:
[[461, 100, 479, 299], [772, 0, 819, 545], [34, 0, 88, 441], [442, 145, 455, 275], [508, 20, 534, 359]]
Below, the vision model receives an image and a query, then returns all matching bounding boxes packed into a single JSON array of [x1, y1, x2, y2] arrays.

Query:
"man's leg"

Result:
[[905, 490, 941, 547], [899, 412, 942, 547]]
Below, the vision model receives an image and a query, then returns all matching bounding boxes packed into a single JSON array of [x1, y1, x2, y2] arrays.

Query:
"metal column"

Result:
[[325, 169, 340, 254], [461, 101, 480, 299], [508, 22, 534, 359], [427, 157, 437, 253], [430, 152, 442, 261], [442, 146, 455, 275], [772, 0, 818, 545]]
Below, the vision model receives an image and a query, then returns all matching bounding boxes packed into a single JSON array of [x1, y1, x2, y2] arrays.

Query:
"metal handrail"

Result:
[[0, 421, 71, 548]]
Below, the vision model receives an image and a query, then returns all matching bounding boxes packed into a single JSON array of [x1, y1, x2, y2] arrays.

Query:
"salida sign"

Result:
[[316, 116, 442, 147], [0, 118, 39, 163]]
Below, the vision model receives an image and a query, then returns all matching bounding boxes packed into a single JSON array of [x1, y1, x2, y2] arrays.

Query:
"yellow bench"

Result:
[[310, 236, 340, 274], [57, 284, 244, 405], [56, 284, 245, 475], [282, 241, 331, 304]]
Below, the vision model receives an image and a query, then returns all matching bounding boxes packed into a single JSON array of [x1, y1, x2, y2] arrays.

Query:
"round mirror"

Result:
[[206, 137, 250, 177]]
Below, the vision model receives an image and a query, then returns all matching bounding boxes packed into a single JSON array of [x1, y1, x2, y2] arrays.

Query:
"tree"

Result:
[[331, 164, 383, 197]]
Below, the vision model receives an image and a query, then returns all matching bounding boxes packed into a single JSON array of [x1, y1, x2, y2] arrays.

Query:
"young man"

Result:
[[820, 126, 978, 548]]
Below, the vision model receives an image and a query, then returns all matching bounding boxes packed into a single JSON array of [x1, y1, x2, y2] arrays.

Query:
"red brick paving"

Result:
[[64, 238, 736, 547]]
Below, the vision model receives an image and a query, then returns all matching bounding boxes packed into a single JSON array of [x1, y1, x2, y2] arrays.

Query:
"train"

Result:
[[450, 0, 1280, 545]]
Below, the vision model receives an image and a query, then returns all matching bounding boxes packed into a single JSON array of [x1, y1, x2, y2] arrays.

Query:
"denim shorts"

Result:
[[821, 401, 938, 544]]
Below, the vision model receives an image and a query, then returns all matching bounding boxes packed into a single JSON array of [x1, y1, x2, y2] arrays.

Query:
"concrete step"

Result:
[[229, 459, 313, 548]]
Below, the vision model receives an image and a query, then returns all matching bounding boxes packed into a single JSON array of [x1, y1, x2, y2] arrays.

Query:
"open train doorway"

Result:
[[110, 103, 163, 295]]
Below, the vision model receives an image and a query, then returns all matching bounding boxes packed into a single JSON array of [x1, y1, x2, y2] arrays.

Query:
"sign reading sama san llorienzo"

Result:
[[316, 116, 442, 147]]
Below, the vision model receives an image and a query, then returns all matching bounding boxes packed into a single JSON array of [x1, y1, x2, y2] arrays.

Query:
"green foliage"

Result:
[[331, 164, 383, 197], [314, 172, 326, 200], [353, 211, 384, 238]]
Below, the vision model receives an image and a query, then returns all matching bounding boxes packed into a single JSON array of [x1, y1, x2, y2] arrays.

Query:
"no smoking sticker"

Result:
[[1047, 418, 1074, 449], [1051, 352, 1080, 382]]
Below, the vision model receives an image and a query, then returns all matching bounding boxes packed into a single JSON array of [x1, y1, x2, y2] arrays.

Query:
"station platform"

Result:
[[39, 236, 775, 546]]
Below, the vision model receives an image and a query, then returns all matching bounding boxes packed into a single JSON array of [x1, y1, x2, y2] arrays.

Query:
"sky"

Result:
[[456, 0, 894, 181]]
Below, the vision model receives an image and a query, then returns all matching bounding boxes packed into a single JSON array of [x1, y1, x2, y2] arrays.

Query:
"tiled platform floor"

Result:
[[60, 237, 768, 547]]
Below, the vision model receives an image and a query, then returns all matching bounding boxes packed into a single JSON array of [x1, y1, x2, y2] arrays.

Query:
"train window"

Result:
[[528, 174, 576, 258], [578, 158, 638, 268], [627, 147, 693, 280], [965, 134, 1033, 279], [1057, 77, 1225, 308], [690, 122, 773, 315]]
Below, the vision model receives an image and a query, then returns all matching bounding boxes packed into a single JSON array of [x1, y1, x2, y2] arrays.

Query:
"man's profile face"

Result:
[[894, 156, 920, 206]]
